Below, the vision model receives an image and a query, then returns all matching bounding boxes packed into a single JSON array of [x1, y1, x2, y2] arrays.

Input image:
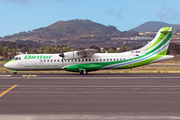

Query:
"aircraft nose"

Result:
[[4, 63, 8, 68]]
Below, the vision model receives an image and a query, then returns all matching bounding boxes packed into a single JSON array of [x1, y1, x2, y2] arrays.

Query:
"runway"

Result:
[[0, 73, 180, 120]]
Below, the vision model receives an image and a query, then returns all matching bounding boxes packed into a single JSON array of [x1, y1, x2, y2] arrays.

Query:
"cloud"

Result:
[[156, 7, 180, 21], [106, 8, 123, 20]]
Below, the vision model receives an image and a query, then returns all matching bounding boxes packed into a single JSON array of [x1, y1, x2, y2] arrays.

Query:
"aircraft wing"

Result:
[[63, 49, 97, 59], [76, 49, 97, 57]]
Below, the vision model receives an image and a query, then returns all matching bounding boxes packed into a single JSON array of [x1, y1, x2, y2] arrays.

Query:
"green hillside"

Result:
[[3, 19, 139, 41]]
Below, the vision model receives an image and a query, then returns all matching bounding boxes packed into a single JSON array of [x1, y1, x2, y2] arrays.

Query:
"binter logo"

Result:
[[24, 55, 53, 59]]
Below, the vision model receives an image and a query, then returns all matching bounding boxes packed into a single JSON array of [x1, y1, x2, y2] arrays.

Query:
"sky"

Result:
[[0, 0, 180, 37]]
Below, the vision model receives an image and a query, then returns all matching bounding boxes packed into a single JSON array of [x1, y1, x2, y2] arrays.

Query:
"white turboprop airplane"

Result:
[[4, 27, 174, 75]]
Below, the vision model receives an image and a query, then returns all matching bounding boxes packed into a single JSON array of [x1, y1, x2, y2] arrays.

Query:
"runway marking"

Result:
[[0, 75, 12, 77], [0, 85, 17, 98], [22, 75, 37, 78], [8, 91, 180, 94]]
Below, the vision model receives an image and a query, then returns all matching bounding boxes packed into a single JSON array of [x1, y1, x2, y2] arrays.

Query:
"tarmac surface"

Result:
[[0, 73, 180, 120]]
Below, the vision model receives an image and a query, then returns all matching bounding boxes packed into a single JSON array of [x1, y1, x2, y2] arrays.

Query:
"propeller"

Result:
[[59, 48, 65, 62]]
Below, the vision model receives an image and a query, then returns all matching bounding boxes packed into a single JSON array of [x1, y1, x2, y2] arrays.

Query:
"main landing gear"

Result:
[[13, 70, 17, 75], [79, 68, 88, 75]]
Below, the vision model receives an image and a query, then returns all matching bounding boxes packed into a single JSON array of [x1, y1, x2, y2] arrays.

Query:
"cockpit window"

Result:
[[12, 57, 21, 60]]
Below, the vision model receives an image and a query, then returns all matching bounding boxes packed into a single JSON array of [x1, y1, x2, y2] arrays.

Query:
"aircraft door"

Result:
[[17, 57, 23, 66]]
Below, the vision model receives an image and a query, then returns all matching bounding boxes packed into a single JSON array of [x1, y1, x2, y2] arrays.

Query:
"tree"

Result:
[[108, 49, 115, 53], [2, 46, 10, 59]]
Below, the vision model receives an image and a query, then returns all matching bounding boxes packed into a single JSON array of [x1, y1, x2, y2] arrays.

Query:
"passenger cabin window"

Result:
[[107, 59, 109, 61], [89, 59, 91, 61], [96, 59, 98, 61], [57, 59, 59, 62], [47, 60, 49, 62], [103, 59, 105, 61], [54, 59, 56, 62], [44, 60, 46, 62]]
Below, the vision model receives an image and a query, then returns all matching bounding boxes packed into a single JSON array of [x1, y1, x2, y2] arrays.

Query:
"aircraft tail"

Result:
[[138, 27, 174, 55]]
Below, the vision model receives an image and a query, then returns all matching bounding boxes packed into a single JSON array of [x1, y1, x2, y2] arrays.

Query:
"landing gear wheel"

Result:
[[79, 70, 88, 75], [80, 70, 84, 75], [13, 70, 18, 75]]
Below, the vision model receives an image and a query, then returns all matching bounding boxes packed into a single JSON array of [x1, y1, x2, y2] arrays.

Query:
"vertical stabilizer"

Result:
[[137, 27, 174, 55]]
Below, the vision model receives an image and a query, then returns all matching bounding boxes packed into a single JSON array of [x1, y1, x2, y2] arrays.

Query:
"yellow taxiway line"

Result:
[[0, 85, 17, 98], [0, 75, 12, 77]]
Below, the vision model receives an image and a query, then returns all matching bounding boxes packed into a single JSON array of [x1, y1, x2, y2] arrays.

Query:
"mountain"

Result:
[[130, 21, 180, 32], [2, 19, 138, 42]]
